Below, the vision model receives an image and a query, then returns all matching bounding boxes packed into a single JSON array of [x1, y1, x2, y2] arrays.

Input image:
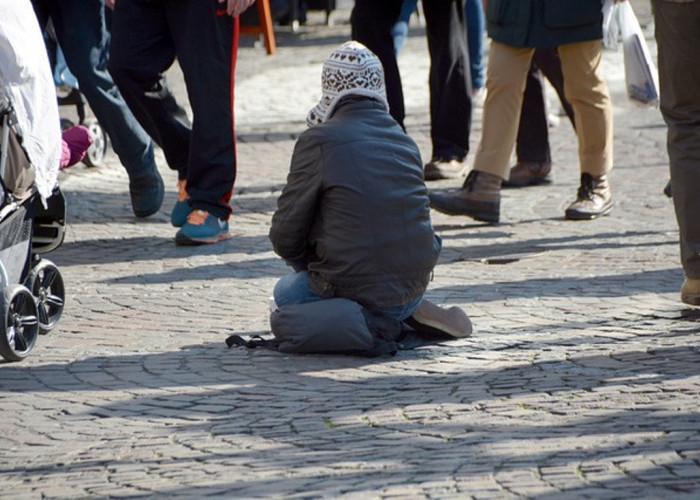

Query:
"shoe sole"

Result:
[[134, 200, 163, 218], [425, 171, 461, 181], [681, 294, 700, 306], [405, 312, 473, 339], [430, 203, 499, 223], [565, 204, 613, 220], [502, 176, 553, 188], [174, 231, 233, 246]]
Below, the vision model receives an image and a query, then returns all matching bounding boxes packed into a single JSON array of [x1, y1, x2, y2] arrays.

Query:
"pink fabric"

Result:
[[59, 125, 92, 169]]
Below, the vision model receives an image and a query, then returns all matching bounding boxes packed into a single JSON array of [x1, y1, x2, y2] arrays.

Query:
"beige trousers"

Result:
[[472, 40, 613, 180]]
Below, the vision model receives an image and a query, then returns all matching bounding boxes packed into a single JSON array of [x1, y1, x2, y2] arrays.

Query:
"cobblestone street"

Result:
[[2, 2, 700, 498]]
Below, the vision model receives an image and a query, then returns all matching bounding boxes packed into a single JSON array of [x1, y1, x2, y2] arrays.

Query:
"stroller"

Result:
[[0, 95, 67, 362]]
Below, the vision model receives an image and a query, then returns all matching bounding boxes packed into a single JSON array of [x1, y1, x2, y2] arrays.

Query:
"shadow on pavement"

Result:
[[431, 267, 682, 299], [52, 234, 275, 266], [99, 257, 285, 284], [437, 230, 677, 265], [1, 339, 698, 495]]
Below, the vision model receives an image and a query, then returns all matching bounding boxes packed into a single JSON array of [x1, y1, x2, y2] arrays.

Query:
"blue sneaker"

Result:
[[175, 210, 232, 245], [171, 199, 191, 227], [171, 179, 190, 227]]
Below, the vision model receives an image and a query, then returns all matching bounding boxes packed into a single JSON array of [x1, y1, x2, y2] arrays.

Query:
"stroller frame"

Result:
[[0, 98, 67, 362]]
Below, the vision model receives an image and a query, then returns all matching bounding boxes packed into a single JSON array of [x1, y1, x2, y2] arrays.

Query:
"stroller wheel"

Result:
[[25, 259, 65, 335], [0, 285, 39, 362], [83, 118, 107, 168]]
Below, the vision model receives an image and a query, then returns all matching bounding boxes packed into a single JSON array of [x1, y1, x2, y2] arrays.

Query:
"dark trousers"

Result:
[[654, 0, 700, 278], [109, 0, 239, 219], [352, 0, 472, 161], [32, 0, 157, 179], [351, 0, 405, 127], [515, 48, 575, 164]]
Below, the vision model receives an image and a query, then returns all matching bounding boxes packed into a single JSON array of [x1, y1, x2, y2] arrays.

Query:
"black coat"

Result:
[[486, 0, 604, 48], [269, 97, 441, 310]]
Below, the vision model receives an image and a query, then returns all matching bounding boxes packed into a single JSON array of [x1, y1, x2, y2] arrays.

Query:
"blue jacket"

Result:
[[486, 0, 604, 48]]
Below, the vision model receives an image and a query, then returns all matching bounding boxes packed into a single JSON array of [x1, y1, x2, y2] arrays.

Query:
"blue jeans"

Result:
[[52, 45, 79, 88], [391, 0, 416, 54], [465, 0, 485, 90], [273, 271, 422, 322], [34, 0, 157, 179]]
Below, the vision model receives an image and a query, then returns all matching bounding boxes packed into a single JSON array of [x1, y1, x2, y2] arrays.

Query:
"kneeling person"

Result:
[[269, 41, 471, 342]]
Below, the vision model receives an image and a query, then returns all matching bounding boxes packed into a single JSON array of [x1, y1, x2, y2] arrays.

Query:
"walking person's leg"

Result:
[[37, 0, 164, 217], [506, 47, 576, 187], [465, 0, 485, 92], [422, 0, 472, 180], [167, 0, 238, 244], [505, 62, 552, 187], [109, 0, 192, 224], [653, 0, 700, 304], [428, 41, 533, 223], [533, 47, 575, 127], [557, 40, 613, 220], [352, 0, 405, 127]]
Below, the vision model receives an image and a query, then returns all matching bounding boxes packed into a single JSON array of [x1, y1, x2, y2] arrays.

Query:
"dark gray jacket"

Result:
[[486, 0, 604, 48], [269, 97, 441, 310]]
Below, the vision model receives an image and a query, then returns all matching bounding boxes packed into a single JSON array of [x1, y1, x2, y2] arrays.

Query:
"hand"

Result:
[[105, 0, 115, 8], [218, 0, 256, 17]]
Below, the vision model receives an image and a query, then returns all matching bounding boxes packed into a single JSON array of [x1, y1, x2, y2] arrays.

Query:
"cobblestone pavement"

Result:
[[3, 2, 700, 498]]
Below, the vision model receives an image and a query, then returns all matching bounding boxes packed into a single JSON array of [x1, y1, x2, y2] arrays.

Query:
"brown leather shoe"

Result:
[[565, 173, 612, 220], [502, 161, 553, 188], [429, 170, 501, 223], [424, 157, 467, 181], [406, 299, 473, 338], [681, 277, 700, 306]]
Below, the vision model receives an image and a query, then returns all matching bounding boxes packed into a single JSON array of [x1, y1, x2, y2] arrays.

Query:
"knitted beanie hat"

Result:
[[306, 41, 389, 127]]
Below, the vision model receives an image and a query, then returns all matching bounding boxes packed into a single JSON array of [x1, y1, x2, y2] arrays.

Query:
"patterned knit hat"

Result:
[[306, 41, 389, 127]]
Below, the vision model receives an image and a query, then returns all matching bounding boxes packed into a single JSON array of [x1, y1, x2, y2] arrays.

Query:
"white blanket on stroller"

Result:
[[0, 0, 61, 201]]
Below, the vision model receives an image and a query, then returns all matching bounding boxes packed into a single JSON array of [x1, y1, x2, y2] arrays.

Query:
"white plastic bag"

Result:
[[602, 0, 620, 50], [616, 1, 659, 107]]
